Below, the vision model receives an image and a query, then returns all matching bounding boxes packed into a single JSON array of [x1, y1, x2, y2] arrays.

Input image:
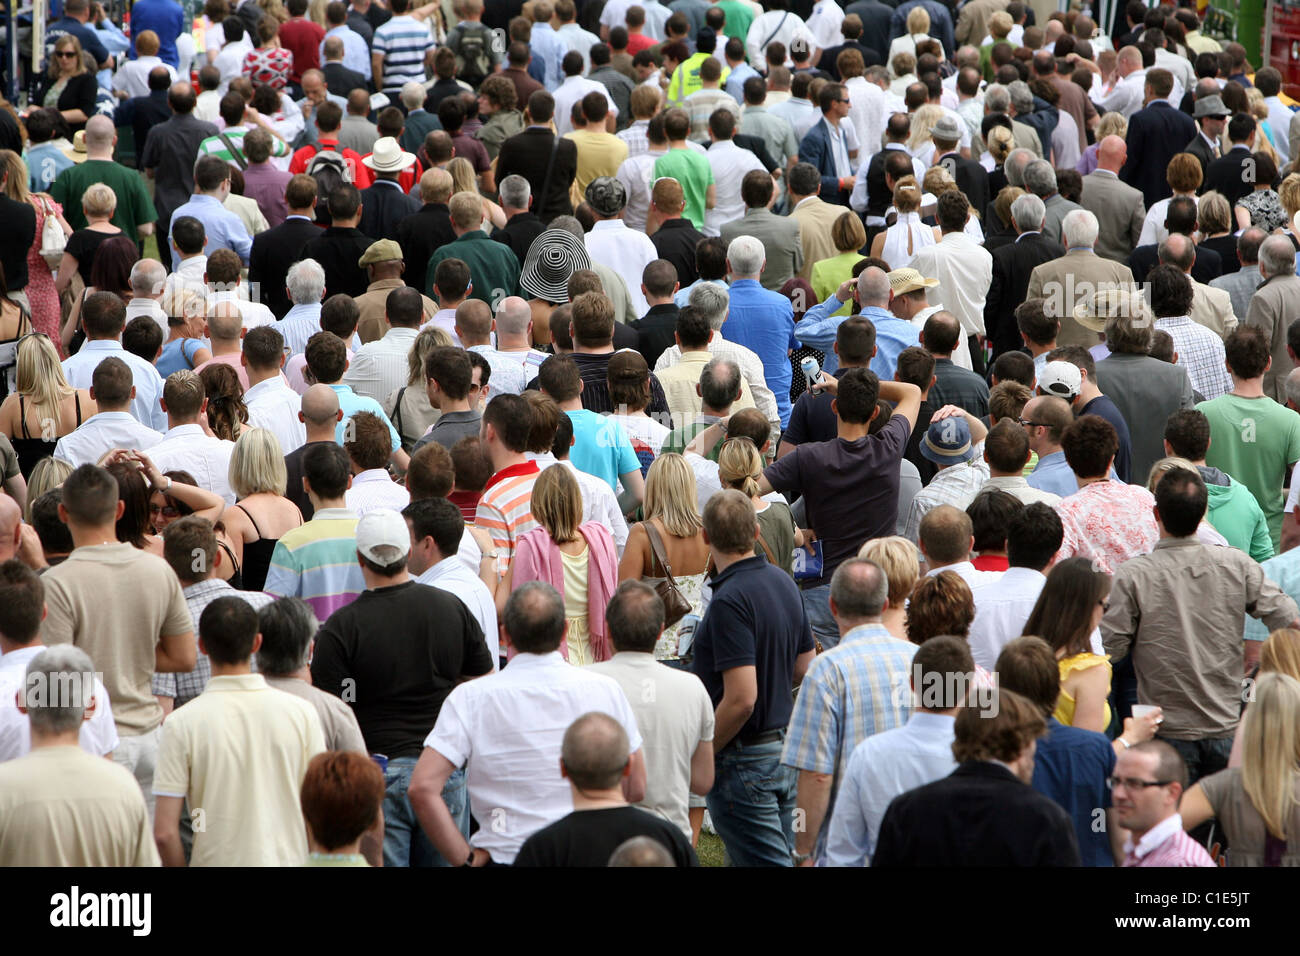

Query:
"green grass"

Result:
[[143, 233, 159, 262], [697, 832, 726, 867]]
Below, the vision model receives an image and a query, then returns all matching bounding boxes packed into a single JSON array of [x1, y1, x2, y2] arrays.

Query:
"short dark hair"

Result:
[[1163, 409, 1210, 461], [405, 441, 454, 501], [740, 169, 774, 208], [538, 353, 583, 403], [303, 441, 351, 500], [450, 436, 491, 491], [921, 312, 961, 355], [425, 346, 472, 401], [320, 294, 359, 338], [31, 489, 73, 558], [836, 316, 876, 365], [299, 751, 384, 852], [967, 489, 1022, 553], [1224, 324, 1270, 379], [895, 346, 935, 389], [1006, 502, 1064, 571], [699, 358, 741, 411], [433, 258, 471, 300], [1154, 466, 1207, 537], [913, 635, 975, 709], [0, 560, 44, 645], [344, 411, 392, 471], [82, 291, 127, 338], [305, 330, 347, 384], [984, 418, 1031, 473], [403, 497, 463, 558], [123, 315, 163, 363], [162, 515, 217, 585], [483, 393, 532, 453], [605, 579, 665, 653], [256, 596, 318, 676], [675, 307, 711, 350], [171, 215, 206, 255], [991, 350, 1035, 388], [995, 636, 1060, 717], [194, 153, 232, 192], [834, 367, 880, 424], [1148, 263, 1194, 318], [199, 596, 260, 665], [1015, 298, 1058, 346], [243, 325, 284, 370], [327, 183, 361, 220], [1061, 414, 1118, 479], [526, 89, 556, 123], [61, 464, 120, 525], [504, 581, 567, 653], [935, 191, 970, 232]]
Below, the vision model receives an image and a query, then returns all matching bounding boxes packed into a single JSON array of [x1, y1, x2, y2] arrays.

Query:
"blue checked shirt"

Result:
[[1154, 315, 1232, 401], [782, 623, 917, 858]]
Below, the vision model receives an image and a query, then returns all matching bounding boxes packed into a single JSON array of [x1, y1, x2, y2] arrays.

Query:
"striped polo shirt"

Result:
[[263, 508, 365, 621], [373, 15, 433, 93], [474, 461, 541, 575], [197, 125, 292, 165]]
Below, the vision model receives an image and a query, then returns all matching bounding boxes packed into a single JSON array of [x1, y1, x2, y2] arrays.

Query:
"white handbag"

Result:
[[39, 199, 66, 270]]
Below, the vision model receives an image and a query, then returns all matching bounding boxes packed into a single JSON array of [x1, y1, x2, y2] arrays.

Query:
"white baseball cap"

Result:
[[1037, 360, 1082, 399], [355, 508, 410, 564]]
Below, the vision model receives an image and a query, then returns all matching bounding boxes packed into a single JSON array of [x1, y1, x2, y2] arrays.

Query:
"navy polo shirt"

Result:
[[1079, 394, 1133, 483], [1031, 718, 1116, 868], [692, 555, 815, 739]]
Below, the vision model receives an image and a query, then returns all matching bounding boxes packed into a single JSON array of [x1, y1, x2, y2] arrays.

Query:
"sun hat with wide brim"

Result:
[[519, 229, 592, 304], [362, 136, 418, 173], [62, 130, 88, 164], [1072, 286, 1148, 334], [887, 267, 940, 297]]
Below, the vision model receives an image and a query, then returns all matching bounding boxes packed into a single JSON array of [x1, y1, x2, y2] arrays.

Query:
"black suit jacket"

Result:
[[845, 0, 894, 63], [495, 128, 578, 222], [0, 195, 36, 291], [817, 40, 882, 79], [323, 61, 368, 99], [1204, 146, 1255, 207], [651, 218, 704, 287], [1118, 101, 1197, 207], [631, 304, 679, 368], [1129, 241, 1222, 284], [1184, 130, 1217, 180], [490, 211, 544, 269], [359, 181, 422, 242], [733, 133, 776, 172], [872, 762, 1081, 867], [985, 232, 1065, 358], [300, 227, 374, 299], [249, 215, 322, 318], [937, 150, 989, 221], [395, 203, 455, 290]]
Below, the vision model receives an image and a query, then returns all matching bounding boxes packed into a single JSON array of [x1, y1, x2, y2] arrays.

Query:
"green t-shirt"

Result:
[[715, 0, 756, 42], [662, 421, 721, 461], [50, 159, 158, 237], [1197, 394, 1300, 550], [756, 499, 796, 576], [653, 148, 714, 231]]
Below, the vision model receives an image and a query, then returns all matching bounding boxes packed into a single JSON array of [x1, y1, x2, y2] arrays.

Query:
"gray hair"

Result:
[[286, 258, 326, 305], [1010, 193, 1046, 232], [1158, 233, 1196, 271], [1061, 208, 1099, 248], [255, 597, 319, 676], [830, 558, 889, 619], [1259, 234, 1298, 278], [1287, 368, 1300, 409], [495, 295, 532, 335], [129, 258, 167, 297], [984, 83, 1010, 114], [498, 174, 531, 210], [23, 645, 96, 735], [699, 357, 742, 410], [1022, 159, 1057, 197], [1004, 147, 1035, 187], [547, 215, 585, 239], [609, 836, 676, 866], [856, 267, 891, 307], [689, 282, 730, 329], [400, 80, 425, 110], [726, 235, 764, 278], [1104, 296, 1154, 354], [1008, 80, 1034, 114]]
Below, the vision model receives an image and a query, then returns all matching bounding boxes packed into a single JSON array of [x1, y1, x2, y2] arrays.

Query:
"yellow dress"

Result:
[[560, 544, 593, 666], [1054, 653, 1112, 728]]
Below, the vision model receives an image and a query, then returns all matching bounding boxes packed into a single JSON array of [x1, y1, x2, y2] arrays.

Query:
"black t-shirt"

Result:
[[284, 441, 334, 520], [310, 580, 494, 758], [66, 228, 122, 284], [782, 385, 837, 447], [513, 806, 698, 867]]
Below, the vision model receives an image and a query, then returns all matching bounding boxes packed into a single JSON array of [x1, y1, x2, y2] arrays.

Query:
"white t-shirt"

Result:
[[0, 647, 119, 762]]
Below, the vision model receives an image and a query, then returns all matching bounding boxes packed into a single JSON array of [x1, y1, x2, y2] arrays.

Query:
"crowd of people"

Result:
[[0, 0, 1298, 870]]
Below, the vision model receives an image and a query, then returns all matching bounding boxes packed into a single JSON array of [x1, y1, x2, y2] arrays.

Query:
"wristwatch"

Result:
[[482, 550, 500, 562], [154, 476, 172, 494], [791, 849, 813, 866], [462, 849, 476, 867]]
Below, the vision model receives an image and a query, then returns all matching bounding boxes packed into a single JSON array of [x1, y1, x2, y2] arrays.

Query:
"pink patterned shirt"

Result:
[[1122, 814, 1217, 867], [1055, 480, 1159, 574]]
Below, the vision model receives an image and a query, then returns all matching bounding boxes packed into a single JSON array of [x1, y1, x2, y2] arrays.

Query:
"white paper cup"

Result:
[[1132, 704, 1160, 721]]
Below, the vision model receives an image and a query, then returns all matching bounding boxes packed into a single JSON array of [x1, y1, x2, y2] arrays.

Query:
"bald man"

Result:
[[194, 300, 250, 390], [493, 296, 549, 373], [285, 384, 344, 520], [454, 299, 528, 397], [1080, 134, 1147, 264], [1092, 46, 1148, 120], [0, 494, 24, 563]]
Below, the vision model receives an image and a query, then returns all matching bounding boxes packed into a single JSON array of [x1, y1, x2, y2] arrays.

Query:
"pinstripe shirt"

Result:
[[1122, 813, 1216, 867], [782, 624, 917, 854], [341, 327, 419, 403], [1155, 315, 1232, 401], [151, 580, 274, 706], [344, 468, 410, 517]]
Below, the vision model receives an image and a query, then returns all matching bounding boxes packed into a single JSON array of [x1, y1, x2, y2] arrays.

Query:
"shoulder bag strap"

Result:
[[643, 520, 676, 585], [218, 131, 248, 170], [755, 527, 778, 566], [761, 12, 790, 53], [390, 386, 407, 436]]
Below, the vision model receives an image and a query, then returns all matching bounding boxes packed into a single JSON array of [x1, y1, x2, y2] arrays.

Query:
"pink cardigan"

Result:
[[511, 522, 618, 662]]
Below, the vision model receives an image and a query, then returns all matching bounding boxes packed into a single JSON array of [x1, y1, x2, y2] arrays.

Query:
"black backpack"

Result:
[[453, 23, 494, 88]]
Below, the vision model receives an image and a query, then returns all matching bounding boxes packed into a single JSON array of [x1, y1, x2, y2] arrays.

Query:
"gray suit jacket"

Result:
[[1080, 170, 1146, 264], [1025, 249, 1137, 348], [1209, 264, 1263, 328], [1243, 272, 1300, 405], [1096, 352, 1195, 485], [719, 207, 804, 291], [1042, 192, 1082, 246]]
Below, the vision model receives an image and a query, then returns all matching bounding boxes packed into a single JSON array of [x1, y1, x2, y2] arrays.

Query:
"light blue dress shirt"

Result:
[[321, 24, 373, 79], [62, 340, 167, 431], [167, 194, 253, 265], [1245, 548, 1300, 642], [723, 278, 797, 427], [530, 22, 569, 91], [796, 300, 920, 380], [724, 61, 760, 103], [823, 711, 957, 866], [1025, 449, 1079, 498]]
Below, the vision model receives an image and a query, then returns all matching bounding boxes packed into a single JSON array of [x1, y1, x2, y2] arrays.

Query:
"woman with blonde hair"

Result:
[[385, 324, 452, 452], [1231, 629, 1300, 768], [1195, 191, 1239, 271], [618, 452, 712, 660], [871, 174, 939, 268], [32, 34, 97, 130], [157, 287, 212, 376], [0, 333, 95, 477], [907, 103, 945, 161], [984, 123, 1015, 183], [55, 182, 122, 296], [1077, 111, 1128, 176], [0, 151, 70, 344], [717, 436, 801, 577], [888, 5, 931, 74], [1277, 174, 1300, 253], [858, 536, 919, 642], [219, 427, 305, 591], [199, 362, 248, 442], [448, 157, 506, 229], [1246, 87, 1283, 166], [811, 212, 867, 318], [1182, 672, 1300, 865], [22, 456, 70, 519], [501, 463, 618, 664]]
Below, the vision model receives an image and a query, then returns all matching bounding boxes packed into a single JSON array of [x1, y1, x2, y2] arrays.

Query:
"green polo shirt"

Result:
[[424, 230, 520, 307], [50, 158, 158, 236]]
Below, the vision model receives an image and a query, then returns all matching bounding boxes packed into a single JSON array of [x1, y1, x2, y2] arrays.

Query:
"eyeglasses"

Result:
[[1107, 776, 1173, 791], [149, 503, 180, 518], [55, 51, 78, 58], [1016, 418, 1046, 428]]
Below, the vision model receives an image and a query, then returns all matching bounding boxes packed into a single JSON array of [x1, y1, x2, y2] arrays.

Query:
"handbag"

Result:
[[39, 199, 66, 270], [641, 520, 693, 628]]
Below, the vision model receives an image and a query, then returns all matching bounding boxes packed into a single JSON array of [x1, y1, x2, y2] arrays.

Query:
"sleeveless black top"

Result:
[[13, 392, 81, 478]]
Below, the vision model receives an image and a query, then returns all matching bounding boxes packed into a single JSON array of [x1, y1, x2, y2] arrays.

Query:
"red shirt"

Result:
[[971, 554, 1009, 572], [289, 139, 374, 189], [278, 17, 326, 83], [448, 490, 482, 523], [625, 33, 655, 55]]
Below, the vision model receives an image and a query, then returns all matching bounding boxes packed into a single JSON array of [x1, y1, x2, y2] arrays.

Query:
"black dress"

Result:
[[1198, 234, 1240, 275], [12, 391, 81, 477], [233, 503, 279, 593]]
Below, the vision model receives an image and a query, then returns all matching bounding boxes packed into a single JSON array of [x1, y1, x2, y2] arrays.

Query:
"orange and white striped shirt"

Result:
[[475, 461, 542, 575]]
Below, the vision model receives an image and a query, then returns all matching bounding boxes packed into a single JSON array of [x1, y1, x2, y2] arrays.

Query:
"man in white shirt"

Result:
[[746, 0, 817, 68], [213, 18, 254, 95], [553, 55, 619, 136], [124, 259, 169, 336], [242, 326, 306, 455], [453, 299, 528, 398], [408, 582, 647, 865], [907, 191, 992, 362], [54, 358, 164, 466], [112, 29, 176, 99], [342, 286, 423, 402], [344, 411, 410, 516], [162, 215, 209, 300], [917, 503, 1001, 590], [805, 0, 845, 51], [583, 176, 660, 316], [149, 369, 238, 504], [404, 497, 499, 666], [967, 502, 1063, 672], [1256, 67, 1293, 166], [1090, 46, 1146, 119], [205, 248, 275, 329], [703, 111, 766, 239], [62, 292, 167, 431]]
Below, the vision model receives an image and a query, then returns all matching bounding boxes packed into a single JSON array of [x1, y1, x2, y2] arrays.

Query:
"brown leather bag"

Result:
[[641, 520, 693, 628]]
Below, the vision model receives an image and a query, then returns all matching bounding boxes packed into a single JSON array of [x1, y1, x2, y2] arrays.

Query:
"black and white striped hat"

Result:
[[519, 229, 592, 304]]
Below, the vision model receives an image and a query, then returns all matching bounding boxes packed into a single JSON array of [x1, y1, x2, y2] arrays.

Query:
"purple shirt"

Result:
[[241, 162, 293, 229]]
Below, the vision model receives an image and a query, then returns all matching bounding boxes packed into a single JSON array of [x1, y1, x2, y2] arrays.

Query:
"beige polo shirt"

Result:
[[0, 745, 160, 866], [42, 543, 193, 737], [153, 674, 326, 867]]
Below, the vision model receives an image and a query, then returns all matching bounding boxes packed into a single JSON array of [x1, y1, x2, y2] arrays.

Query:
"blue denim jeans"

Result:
[[706, 738, 797, 867], [383, 759, 467, 868], [801, 584, 839, 649]]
